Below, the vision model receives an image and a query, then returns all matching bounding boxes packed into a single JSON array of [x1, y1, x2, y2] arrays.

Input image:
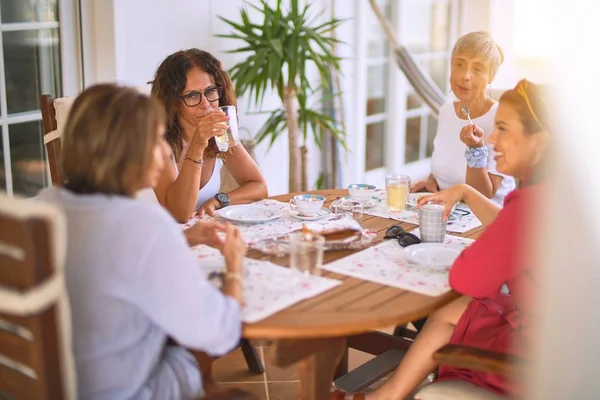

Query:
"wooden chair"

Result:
[[0, 194, 257, 400], [332, 344, 523, 399], [40, 94, 62, 185], [39, 92, 264, 375], [0, 193, 76, 399]]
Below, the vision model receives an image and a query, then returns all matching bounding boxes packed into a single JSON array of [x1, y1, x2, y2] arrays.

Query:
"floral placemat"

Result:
[[190, 244, 341, 323], [321, 234, 475, 296], [363, 192, 482, 234], [185, 200, 363, 245]]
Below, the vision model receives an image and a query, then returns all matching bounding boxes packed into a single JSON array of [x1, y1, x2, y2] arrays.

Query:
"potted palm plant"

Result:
[[218, 0, 346, 192]]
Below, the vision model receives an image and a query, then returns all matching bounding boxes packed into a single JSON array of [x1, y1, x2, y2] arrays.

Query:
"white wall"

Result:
[[80, 0, 341, 196], [459, 0, 518, 90]]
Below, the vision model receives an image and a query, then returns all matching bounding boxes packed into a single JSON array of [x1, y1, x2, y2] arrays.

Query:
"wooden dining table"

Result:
[[242, 189, 485, 400]]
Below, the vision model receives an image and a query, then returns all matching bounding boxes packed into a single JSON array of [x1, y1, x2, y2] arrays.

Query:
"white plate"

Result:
[[288, 207, 332, 221], [216, 204, 284, 224], [337, 196, 382, 209], [403, 243, 465, 268]]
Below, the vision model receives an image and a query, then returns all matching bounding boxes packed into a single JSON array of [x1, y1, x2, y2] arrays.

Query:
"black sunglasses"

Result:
[[384, 225, 421, 247], [180, 86, 223, 107]]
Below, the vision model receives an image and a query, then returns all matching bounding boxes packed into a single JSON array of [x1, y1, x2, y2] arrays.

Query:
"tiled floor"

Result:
[[213, 326, 400, 399]]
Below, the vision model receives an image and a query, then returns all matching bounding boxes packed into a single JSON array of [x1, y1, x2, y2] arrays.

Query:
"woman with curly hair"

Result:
[[152, 49, 268, 222]]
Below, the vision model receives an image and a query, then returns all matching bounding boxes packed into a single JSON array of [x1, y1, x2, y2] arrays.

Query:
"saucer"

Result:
[[337, 196, 382, 209], [288, 207, 332, 221]]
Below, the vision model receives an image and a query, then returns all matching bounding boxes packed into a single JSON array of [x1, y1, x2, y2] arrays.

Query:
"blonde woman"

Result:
[[356, 80, 551, 400], [412, 31, 516, 204], [37, 84, 246, 399]]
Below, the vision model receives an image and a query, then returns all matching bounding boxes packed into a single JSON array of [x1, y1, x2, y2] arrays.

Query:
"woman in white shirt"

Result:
[[38, 84, 246, 399], [152, 49, 268, 223], [412, 31, 515, 205]]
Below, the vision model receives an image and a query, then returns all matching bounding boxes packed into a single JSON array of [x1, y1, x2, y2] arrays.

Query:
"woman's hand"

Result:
[[189, 109, 229, 151], [219, 224, 247, 275], [411, 175, 439, 193], [417, 184, 467, 220], [197, 197, 222, 217], [183, 221, 226, 247], [460, 123, 485, 148]]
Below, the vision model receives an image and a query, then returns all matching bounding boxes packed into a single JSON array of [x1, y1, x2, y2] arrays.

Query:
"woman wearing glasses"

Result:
[[152, 49, 268, 223]]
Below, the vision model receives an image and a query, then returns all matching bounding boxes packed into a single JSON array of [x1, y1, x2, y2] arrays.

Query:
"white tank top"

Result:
[[195, 158, 222, 210], [173, 155, 222, 211]]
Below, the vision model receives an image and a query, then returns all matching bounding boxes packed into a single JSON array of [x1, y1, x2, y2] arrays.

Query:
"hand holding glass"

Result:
[[215, 105, 240, 152]]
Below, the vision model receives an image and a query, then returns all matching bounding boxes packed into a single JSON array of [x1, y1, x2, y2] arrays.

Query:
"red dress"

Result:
[[437, 185, 540, 396]]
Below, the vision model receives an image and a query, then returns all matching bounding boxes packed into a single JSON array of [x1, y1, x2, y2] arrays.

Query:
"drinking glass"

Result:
[[289, 232, 325, 277], [385, 174, 411, 212], [215, 105, 240, 152]]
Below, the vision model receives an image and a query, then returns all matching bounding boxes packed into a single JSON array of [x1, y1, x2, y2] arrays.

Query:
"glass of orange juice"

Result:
[[385, 174, 411, 212]]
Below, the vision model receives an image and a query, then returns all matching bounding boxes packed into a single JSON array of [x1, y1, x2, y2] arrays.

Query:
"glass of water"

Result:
[[289, 232, 325, 278], [215, 105, 240, 152]]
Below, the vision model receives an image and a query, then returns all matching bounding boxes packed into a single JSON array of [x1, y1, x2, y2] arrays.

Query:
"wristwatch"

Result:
[[214, 192, 230, 208]]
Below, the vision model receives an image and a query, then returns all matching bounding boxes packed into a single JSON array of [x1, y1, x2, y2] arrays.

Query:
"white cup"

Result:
[[289, 194, 326, 216]]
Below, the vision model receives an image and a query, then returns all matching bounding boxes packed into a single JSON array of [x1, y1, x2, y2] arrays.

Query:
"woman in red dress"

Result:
[[364, 79, 553, 399]]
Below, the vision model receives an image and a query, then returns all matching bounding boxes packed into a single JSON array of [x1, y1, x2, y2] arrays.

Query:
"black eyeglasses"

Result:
[[384, 225, 421, 247], [179, 86, 223, 107]]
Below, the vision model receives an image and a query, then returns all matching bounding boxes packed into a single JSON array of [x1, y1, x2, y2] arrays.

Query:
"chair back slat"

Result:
[[0, 216, 52, 290], [0, 197, 71, 399], [39, 94, 64, 186], [39, 95, 57, 135]]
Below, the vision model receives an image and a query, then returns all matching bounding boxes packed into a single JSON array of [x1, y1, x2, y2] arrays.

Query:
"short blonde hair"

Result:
[[61, 84, 166, 196], [451, 31, 504, 77]]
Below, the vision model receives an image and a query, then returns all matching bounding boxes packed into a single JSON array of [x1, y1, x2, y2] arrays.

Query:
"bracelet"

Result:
[[465, 146, 489, 168], [224, 272, 244, 288], [184, 156, 204, 166]]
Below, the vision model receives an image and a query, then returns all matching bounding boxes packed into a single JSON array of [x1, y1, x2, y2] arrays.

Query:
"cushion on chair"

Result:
[[54, 84, 152, 132], [219, 139, 258, 193], [412, 380, 505, 400], [44, 129, 61, 145]]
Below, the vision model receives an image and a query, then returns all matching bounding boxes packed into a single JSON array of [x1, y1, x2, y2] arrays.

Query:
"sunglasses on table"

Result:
[[384, 225, 421, 247]]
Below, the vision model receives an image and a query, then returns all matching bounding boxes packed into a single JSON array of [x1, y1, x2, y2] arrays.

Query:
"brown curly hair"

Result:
[[151, 49, 237, 160]]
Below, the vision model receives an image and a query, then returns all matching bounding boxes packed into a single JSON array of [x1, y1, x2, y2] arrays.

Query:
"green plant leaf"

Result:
[[217, 0, 348, 158]]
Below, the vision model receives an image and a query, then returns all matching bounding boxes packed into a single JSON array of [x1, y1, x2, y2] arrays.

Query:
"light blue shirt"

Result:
[[37, 187, 241, 400]]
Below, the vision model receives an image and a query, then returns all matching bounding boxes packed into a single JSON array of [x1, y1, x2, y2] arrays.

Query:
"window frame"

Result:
[[0, 0, 82, 195], [354, 0, 460, 186]]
